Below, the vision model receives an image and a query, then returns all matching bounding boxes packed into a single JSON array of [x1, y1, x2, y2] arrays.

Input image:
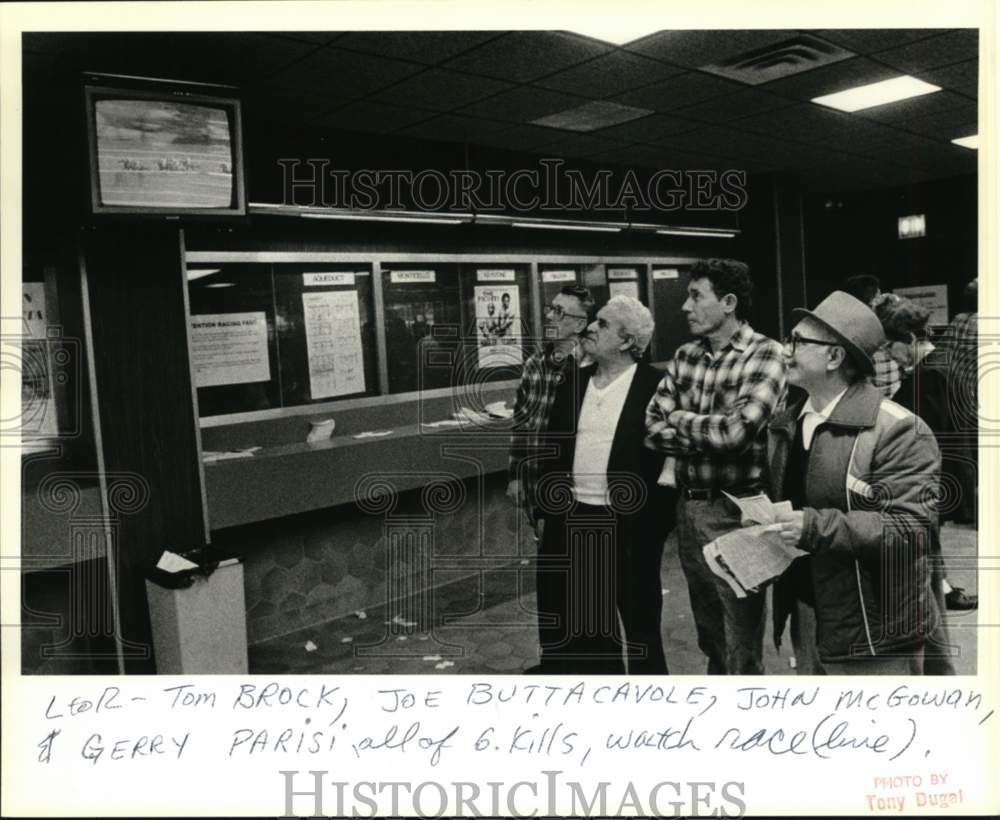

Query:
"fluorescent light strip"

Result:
[[186, 268, 221, 281], [301, 213, 465, 225], [952, 134, 979, 149], [812, 75, 940, 113], [656, 229, 736, 238], [511, 221, 621, 233]]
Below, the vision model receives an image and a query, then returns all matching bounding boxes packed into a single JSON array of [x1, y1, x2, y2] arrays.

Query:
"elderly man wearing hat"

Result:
[[767, 291, 940, 674]]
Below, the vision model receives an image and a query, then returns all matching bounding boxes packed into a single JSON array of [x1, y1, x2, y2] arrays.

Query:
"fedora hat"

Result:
[[791, 291, 885, 374]]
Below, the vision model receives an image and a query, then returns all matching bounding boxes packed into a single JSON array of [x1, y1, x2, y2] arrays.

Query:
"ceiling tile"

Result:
[[857, 90, 975, 124], [458, 86, 586, 123], [808, 118, 906, 150], [469, 123, 565, 151], [372, 68, 513, 111], [442, 31, 611, 83], [625, 29, 795, 69], [531, 101, 653, 132], [592, 113, 701, 142], [262, 46, 424, 98], [611, 72, 742, 112], [534, 51, 685, 98], [28, 32, 318, 85], [335, 31, 501, 64], [863, 139, 977, 171], [915, 59, 979, 92], [735, 103, 859, 143], [244, 89, 349, 122], [760, 56, 900, 100], [673, 89, 795, 123], [398, 114, 515, 143], [599, 143, 734, 171], [901, 107, 978, 140], [314, 100, 436, 134], [274, 32, 340, 45], [858, 130, 951, 154], [872, 30, 979, 73], [586, 144, 670, 169], [814, 29, 948, 54], [535, 134, 623, 159]]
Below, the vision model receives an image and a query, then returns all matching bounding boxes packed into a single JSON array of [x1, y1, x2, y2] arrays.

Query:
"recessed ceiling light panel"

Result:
[[531, 101, 653, 132], [952, 134, 979, 149], [812, 75, 941, 112]]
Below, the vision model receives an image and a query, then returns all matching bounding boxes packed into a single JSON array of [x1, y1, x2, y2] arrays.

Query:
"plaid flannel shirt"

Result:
[[508, 344, 577, 521], [645, 322, 786, 490], [941, 312, 978, 376], [870, 345, 903, 398]]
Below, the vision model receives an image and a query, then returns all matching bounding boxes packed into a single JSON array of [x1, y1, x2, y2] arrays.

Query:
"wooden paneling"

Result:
[[82, 225, 208, 673]]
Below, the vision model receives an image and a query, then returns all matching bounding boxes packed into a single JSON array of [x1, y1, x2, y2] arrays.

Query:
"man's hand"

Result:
[[665, 413, 693, 449], [766, 510, 805, 549], [533, 517, 545, 542], [506, 479, 524, 506]]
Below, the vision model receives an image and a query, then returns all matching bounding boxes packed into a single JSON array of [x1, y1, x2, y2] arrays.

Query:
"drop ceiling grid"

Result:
[[19, 29, 981, 193]]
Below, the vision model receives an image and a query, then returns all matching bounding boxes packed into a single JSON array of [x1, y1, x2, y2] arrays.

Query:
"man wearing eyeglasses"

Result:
[[507, 285, 595, 535], [645, 258, 786, 675], [766, 291, 939, 674]]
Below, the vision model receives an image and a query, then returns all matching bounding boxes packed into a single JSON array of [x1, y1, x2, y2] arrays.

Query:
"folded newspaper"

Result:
[[702, 492, 807, 598]]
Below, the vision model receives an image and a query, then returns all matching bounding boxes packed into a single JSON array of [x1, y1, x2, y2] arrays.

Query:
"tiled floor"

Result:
[[249, 522, 980, 676]]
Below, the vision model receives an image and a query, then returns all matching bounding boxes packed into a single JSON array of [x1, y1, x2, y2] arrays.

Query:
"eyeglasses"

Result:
[[544, 303, 588, 321], [782, 334, 843, 354]]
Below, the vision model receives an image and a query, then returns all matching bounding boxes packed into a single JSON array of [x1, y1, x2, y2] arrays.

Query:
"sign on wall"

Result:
[[190, 312, 271, 387], [474, 285, 521, 369], [894, 284, 950, 326]]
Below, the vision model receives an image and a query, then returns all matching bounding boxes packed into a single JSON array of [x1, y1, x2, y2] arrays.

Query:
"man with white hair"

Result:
[[530, 295, 673, 674]]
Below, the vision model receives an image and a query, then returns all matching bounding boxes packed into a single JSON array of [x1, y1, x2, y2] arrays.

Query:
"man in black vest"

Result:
[[531, 295, 672, 674]]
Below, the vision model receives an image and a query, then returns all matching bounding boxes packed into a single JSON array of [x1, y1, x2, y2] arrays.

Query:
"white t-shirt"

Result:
[[572, 364, 637, 505]]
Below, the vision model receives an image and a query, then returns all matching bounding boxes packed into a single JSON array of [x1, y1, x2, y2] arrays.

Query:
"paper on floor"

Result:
[[155, 551, 199, 573]]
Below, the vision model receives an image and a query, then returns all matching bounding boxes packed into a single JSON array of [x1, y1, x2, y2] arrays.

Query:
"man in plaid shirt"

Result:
[[507, 285, 594, 533], [645, 258, 786, 674], [871, 346, 902, 397]]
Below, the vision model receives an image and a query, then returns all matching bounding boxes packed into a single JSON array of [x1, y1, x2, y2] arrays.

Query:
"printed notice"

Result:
[[653, 268, 680, 280], [302, 291, 365, 399], [609, 281, 640, 300], [542, 270, 576, 283], [190, 312, 270, 388], [391, 270, 436, 284], [607, 268, 638, 280], [303, 272, 357, 287], [475, 285, 521, 369], [477, 269, 516, 282], [21, 281, 58, 439], [894, 284, 949, 325]]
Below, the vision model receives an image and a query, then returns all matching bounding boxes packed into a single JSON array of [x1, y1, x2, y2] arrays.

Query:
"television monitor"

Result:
[[83, 73, 247, 218]]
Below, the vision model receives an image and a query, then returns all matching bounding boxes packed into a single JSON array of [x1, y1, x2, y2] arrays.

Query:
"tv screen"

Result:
[[84, 76, 246, 217]]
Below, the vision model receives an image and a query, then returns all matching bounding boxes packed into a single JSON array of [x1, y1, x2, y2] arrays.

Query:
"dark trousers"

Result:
[[920, 529, 956, 674], [535, 503, 668, 674], [675, 496, 766, 674]]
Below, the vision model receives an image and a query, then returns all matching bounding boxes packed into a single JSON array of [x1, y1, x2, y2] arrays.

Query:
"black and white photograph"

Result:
[[2, 1, 997, 816]]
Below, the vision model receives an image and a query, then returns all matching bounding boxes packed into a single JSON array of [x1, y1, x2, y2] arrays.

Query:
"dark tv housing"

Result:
[[83, 73, 247, 219]]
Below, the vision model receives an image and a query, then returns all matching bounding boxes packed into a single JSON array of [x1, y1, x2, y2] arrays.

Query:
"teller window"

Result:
[[381, 264, 462, 394]]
